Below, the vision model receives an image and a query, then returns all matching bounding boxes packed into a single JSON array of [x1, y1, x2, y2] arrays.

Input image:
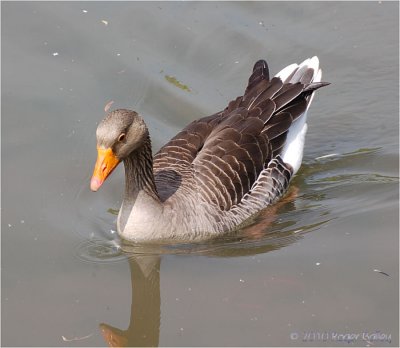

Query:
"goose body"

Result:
[[91, 57, 328, 242]]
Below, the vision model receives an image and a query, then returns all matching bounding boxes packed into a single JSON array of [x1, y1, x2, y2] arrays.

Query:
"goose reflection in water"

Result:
[[98, 184, 330, 347], [100, 255, 161, 347]]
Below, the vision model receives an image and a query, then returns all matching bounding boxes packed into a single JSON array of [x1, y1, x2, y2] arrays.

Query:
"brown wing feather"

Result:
[[154, 59, 328, 207]]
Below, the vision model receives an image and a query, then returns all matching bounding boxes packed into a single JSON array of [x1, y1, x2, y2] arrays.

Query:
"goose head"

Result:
[[90, 109, 148, 191]]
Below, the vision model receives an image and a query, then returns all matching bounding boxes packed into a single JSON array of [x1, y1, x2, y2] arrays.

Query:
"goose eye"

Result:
[[118, 133, 126, 142]]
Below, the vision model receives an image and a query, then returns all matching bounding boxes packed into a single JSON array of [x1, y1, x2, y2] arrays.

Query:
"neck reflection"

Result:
[[100, 255, 161, 347]]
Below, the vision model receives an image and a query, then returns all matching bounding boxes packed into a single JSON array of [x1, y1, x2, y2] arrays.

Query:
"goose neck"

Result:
[[123, 136, 159, 203]]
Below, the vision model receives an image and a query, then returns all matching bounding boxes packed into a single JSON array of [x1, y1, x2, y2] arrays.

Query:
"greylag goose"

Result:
[[90, 57, 329, 242]]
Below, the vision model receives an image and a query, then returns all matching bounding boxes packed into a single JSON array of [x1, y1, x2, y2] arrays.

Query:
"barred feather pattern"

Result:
[[148, 58, 327, 239]]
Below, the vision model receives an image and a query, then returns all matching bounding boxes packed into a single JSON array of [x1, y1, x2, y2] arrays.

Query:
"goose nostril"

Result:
[[101, 164, 107, 173]]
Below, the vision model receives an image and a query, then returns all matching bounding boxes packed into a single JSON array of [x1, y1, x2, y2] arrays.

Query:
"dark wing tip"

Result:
[[303, 81, 331, 92], [246, 60, 270, 94], [253, 59, 268, 73]]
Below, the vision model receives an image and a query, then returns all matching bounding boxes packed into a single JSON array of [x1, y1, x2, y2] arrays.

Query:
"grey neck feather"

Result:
[[122, 135, 160, 204], [118, 135, 165, 239]]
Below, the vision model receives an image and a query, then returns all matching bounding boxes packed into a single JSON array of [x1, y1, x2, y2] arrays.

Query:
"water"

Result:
[[2, 2, 398, 346]]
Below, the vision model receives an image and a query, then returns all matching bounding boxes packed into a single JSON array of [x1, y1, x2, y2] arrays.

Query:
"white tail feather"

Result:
[[277, 56, 322, 174], [275, 63, 298, 82]]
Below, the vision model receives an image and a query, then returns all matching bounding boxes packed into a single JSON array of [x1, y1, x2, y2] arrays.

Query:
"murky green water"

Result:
[[2, 2, 398, 346]]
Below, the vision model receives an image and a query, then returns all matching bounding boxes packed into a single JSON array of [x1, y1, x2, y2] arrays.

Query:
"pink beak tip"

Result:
[[90, 177, 103, 192]]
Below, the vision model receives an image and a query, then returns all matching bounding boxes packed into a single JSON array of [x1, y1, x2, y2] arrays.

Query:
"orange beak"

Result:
[[90, 147, 120, 191]]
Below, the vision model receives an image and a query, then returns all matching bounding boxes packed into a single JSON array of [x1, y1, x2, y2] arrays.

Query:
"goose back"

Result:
[[153, 58, 327, 216]]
